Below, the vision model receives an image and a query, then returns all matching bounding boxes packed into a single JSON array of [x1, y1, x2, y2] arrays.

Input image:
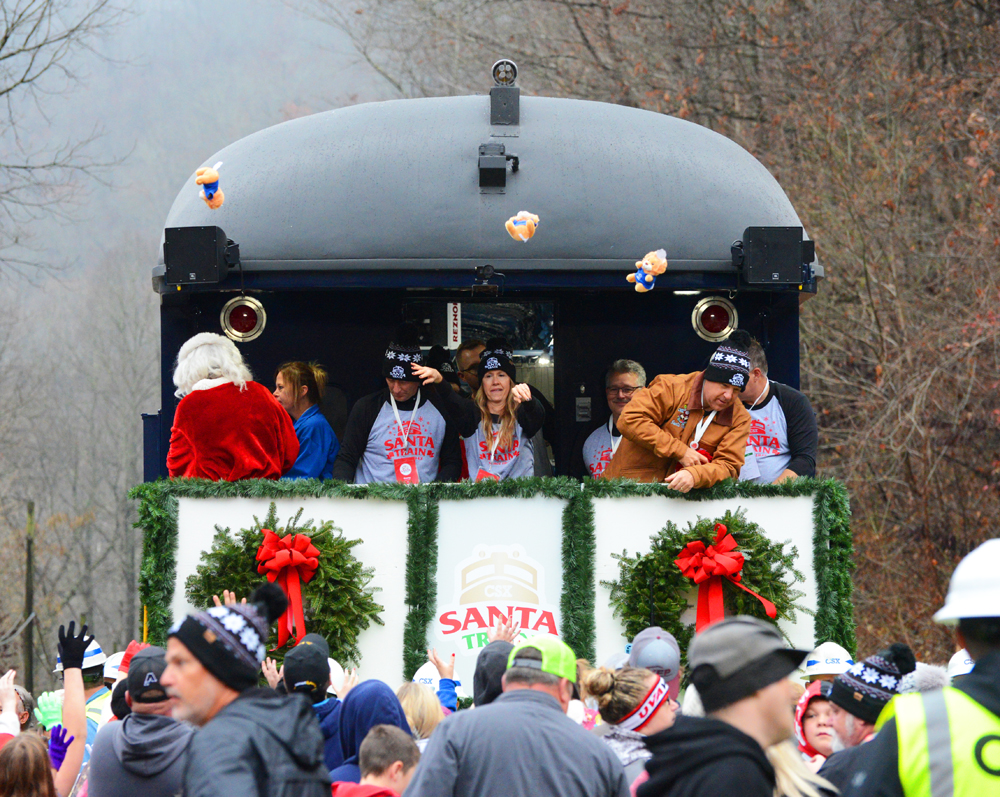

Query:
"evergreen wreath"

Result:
[[603, 508, 806, 666], [185, 502, 383, 666]]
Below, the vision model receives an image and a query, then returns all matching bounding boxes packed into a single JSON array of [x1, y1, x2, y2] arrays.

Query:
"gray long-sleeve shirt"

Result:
[[404, 689, 629, 797]]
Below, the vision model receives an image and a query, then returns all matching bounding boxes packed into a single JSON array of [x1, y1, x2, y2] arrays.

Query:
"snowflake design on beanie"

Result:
[[221, 612, 247, 634], [239, 626, 262, 657], [861, 666, 880, 684], [207, 606, 228, 619], [398, 353, 411, 362], [390, 365, 406, 379], [848, 662, 865, 677], [484, 357, 501, 371], [878, 673, 898, 690], [412, 353, 422, 364], [385, 350, 397, 360]]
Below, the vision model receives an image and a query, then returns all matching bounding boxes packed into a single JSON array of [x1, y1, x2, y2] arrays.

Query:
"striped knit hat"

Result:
[[703, 330, 752, 392], [829, 642, 916, 724], [169, 583, 286, 692]]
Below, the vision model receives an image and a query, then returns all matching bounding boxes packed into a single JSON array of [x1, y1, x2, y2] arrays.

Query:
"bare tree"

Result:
[[297, 0, 1000, 660], [0, 0, 129, 276]]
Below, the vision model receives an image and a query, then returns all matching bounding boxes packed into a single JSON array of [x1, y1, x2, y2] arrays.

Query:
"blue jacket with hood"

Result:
[[328, 680, 412, 783]]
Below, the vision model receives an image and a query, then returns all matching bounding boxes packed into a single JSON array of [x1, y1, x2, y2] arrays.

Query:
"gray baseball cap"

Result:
[[689, 616, 809, 713], [628, 627, 681, 681]]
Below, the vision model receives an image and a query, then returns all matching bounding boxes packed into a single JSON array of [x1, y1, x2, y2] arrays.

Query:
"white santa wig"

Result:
[[173, 332, 252, 397]]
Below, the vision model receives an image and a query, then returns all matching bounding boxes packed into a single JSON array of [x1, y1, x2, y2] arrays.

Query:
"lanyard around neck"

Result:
[[748, 380, 771, 411], [390, 389, 420, 449], [692, 385, 717, 448], [608, 416, 623, 456]]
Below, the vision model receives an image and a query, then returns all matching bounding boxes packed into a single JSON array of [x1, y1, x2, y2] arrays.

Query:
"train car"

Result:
[[136, 63, 849, 686]]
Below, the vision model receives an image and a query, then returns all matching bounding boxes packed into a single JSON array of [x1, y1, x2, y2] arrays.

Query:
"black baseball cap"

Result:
[[297, 633, 330, 658], [127, 646, 169, 703], [283, 643, 331, 697]]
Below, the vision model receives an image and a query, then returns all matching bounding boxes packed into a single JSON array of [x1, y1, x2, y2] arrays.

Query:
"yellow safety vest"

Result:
[[85, 687, 112, 727], [878, 687, 1000, 797]]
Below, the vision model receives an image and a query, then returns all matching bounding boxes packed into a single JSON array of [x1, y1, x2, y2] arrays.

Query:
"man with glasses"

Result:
[[571, 360, 646, 479]]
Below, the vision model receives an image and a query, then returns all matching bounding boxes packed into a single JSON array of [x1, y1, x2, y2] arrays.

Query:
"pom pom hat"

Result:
[[169, 582, 287, 693], [828, 642, 916, 724], [703, 329, 752, 392]]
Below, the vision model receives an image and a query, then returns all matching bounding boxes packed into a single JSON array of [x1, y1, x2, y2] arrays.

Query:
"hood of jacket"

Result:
[[640, 715, 773, 795], [339, 680, 411, 766], [111, 712, 193, 776], [330, 783, 398, 797], [222, 688, 327, 772]]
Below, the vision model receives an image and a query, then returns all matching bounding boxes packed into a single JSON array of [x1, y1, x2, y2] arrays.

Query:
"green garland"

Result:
[[184, 502, 383, 666], [131, 475, 854, 672], [584, 477, 856, 654], [603, 507, 805, 664]]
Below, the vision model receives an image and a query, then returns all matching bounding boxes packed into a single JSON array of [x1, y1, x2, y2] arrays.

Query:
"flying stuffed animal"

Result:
[[505, 211, 540, 242], [195, 161, 225, 210], [627, 248, 668, 292]]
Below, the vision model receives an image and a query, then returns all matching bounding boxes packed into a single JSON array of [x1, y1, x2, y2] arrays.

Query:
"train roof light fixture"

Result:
[[691, 296, 738, 342]]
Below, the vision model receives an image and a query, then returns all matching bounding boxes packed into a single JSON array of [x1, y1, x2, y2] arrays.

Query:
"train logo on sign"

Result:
[[436, 544, 561, 655]]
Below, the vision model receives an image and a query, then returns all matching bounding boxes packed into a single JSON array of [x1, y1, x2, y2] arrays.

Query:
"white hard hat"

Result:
[[803, 641, 854, 678], [411, 661, 440, 693], [103, 651, 126, 681], [947, 649, 975, 680], [53, 638, 107, 673], [327, 658, 344, 695], [934, 539, 1000, 624]]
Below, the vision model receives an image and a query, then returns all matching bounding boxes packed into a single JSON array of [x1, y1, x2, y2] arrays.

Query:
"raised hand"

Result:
[[261, 657, 283, 690], [510, 383, 532, 406], [411, 364, 443, 385], [212, 589, 246, 607], [48, 724, 75, 770], [33, 691, 63, 730], [427, 648, 456, 680], [58, 622, 94, 671], [487, 616, 522, 643]]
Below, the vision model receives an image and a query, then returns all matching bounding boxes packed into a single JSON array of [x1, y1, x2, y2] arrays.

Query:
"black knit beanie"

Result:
[[477, 337, 516, 383], [473, 641, 514, 706], [829, 643, 916, 724], [169, 583, 287, 693], [382, 325, 424, 383], [703, 329, 752, 392]]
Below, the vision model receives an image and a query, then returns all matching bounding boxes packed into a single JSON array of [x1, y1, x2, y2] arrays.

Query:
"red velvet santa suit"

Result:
[[167, 380, 299, 480]]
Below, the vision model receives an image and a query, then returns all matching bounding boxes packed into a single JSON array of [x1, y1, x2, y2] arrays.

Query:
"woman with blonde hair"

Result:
[[413, 337, 543, 481], [167, 333, 299, 480], [274, 361, 340, 479], [0, 733, 58, 797], [396, 682, 444, 751], [583, 666, 679, 786]]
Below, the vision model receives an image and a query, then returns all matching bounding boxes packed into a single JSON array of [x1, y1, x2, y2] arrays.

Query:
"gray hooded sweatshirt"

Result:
[[87, 712, 193, 797]]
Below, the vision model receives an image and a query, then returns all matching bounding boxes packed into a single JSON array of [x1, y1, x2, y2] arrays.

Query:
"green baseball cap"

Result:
[[507, 636, 577, 682]]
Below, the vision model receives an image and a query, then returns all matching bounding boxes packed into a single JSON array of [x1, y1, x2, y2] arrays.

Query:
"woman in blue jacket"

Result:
[[274, 361, 340, 479]]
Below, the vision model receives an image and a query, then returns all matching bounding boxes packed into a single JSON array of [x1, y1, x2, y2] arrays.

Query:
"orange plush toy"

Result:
[[505, 210, 540, 241], [627, 248, 668, 292], [195, 161, 225, 209]]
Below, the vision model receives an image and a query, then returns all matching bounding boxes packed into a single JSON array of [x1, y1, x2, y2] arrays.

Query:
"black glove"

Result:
[[58, 621, 94, 671]]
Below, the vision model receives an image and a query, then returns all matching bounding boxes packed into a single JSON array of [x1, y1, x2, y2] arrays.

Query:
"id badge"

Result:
[[395, 457, 420, 484], [739, 444, 761, 482], [475, 468, 500, 482]]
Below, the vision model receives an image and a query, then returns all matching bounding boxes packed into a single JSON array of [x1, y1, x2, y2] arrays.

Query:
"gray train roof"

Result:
[[158, 95, 807, 274]]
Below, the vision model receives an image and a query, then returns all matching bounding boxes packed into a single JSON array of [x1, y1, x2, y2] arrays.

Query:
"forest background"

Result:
[[1, 0, 997, 688]]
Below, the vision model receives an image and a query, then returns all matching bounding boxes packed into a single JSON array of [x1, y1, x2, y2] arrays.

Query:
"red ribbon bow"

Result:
[[256, 529, 320, 648], [674, 523, 777, 633]]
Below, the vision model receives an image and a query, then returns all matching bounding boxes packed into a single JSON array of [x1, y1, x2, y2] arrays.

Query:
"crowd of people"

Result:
[[1, 540, 997, 797], [164, 326, 817, 489]]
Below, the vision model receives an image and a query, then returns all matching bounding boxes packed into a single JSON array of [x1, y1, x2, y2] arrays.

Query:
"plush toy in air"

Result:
[[195, 161, 225, 210], [505, 211, 539, 242], [627, 248, 668, 293]]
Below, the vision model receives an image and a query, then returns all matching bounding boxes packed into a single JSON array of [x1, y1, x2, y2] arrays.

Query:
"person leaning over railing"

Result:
[[602, 331, 752, 491]]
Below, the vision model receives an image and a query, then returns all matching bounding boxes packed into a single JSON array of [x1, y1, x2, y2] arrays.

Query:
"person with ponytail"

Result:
[[583, 667, 679, 787], [274, 361, 340, 479], [161, 584, 331, 797], [412, 337, 544, 481]]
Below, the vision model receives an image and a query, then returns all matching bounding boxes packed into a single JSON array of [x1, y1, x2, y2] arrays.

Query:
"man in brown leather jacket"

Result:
[[602, 331, 752, 490]]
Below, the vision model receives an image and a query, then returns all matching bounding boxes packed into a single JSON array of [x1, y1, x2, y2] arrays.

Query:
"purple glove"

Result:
[[49, 724, 74, 771]]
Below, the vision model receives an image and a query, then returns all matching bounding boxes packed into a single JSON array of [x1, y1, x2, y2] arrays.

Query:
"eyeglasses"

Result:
[[606, 386, 640, 396]]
